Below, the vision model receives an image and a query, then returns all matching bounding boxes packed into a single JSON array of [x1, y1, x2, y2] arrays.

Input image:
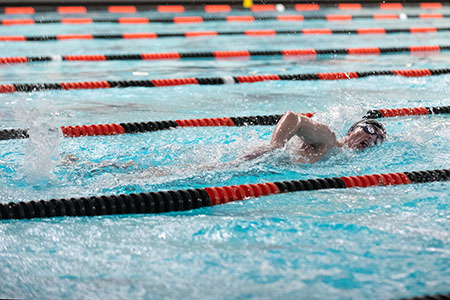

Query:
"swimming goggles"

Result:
[[357, 124, 384, 144]]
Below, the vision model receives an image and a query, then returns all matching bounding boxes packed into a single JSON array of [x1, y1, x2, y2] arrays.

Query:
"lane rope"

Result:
[[1, 113, 288, 140], [1, 106, 448, 141], [364, 106, 450, 118], [1, 44, 447, 65], [0, 25, 448, 42], [0, 3, 445, 15], [401, 293, 450, 300], [1, 67, 450, 94], [1, 168, 448, 220], [1, 13, 449, 26]]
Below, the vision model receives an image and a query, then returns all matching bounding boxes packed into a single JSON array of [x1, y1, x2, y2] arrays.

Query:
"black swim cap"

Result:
[[347, 119, 387, 142]]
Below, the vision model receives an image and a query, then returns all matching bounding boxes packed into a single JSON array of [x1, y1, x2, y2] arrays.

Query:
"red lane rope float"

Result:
[[364, 107, 440, 118], [0, 25, 448, 42], [57, 6, 87, 14], [1, 106, 448, 141], [3, 13, 450, 26], [1, 44, 446, 65], [0, 2, 445, 15], [1, 168, 448, 220], [2, 68, 450, 94]]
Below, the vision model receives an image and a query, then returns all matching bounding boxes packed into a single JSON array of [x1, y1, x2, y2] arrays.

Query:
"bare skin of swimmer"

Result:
[[240, 111, 384, 163]]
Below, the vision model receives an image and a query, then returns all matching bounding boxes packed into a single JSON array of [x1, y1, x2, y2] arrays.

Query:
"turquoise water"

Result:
[[0, 6, 449, 299]]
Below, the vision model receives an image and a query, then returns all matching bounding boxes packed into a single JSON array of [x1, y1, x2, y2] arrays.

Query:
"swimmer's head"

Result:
[[344, 119, 386, 150]]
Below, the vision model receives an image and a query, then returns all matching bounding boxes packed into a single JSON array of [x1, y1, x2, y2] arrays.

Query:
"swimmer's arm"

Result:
[[236, 111, 337, 163], [236, 111, 321, 162], [270, 111, 337, 149]]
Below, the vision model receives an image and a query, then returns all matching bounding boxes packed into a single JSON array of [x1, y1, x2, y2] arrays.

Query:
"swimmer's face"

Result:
[[344, 124, 384, 150], [345, 128, 378, 150]]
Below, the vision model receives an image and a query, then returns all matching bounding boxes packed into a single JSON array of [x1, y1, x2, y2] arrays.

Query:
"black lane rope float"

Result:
[[1, 44, 447, 65], [1, 106, 448, 141], [1, 168, 449, 220], [1, 12, 449, 26], [1, 67, 450, 94], [401, 293, 450, 300], [0, 2, 445, 15], [0, 25, 447, 42]]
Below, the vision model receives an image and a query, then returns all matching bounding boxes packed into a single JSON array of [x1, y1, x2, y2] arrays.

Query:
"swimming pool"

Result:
[[0, 1, 449, 299]]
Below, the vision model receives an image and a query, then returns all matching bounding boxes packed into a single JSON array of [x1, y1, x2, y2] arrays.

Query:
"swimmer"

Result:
[[60, 111, 387, 173], [239, 110, 386, 164]]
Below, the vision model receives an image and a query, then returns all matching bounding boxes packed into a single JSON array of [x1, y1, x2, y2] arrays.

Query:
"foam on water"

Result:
[[12, 94, 61, 185]]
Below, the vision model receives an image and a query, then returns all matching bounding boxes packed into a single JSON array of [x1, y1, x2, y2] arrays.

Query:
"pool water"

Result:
[[0, 4, 449, 299]]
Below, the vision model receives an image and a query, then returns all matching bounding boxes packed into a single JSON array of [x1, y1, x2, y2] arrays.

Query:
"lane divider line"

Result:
[[1, 106, 448, 141], [0, 44, 446, 65], [1, 13, 449, 26], [0, 25, 448, 42], [0, 2, 444, 15], [1, 168, 448, 220], [1, 68, 450, 94]]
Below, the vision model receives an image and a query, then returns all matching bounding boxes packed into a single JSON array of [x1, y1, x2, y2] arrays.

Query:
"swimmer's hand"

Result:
[[237, 143, 276, 162], [60, 153, 80, 165], [60, 153, 134, 170]]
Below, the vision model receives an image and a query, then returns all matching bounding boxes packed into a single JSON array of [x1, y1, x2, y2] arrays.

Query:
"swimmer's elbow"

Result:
[[270, 140, 284, 149], [327, 132, 338, 148]]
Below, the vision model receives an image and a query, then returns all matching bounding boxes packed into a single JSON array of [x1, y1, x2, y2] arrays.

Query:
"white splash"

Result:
[[13, 95, 61, 184], [314, 102, 366, 135]]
